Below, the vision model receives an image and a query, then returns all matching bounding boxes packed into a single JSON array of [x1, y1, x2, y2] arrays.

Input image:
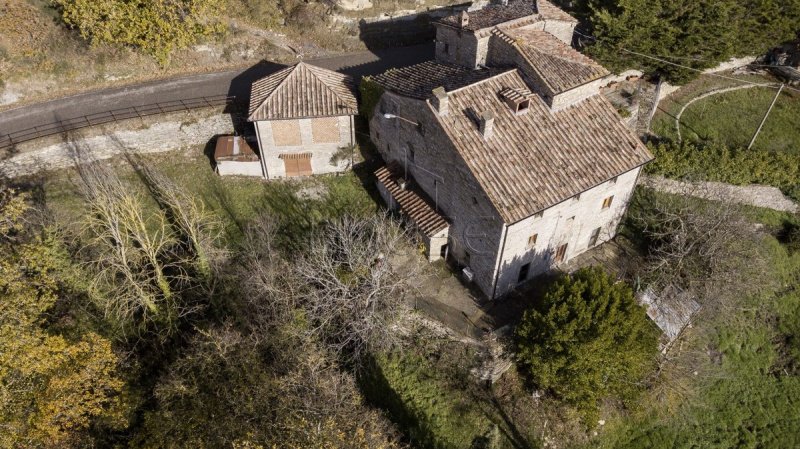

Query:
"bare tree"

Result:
[[242, 213, 419, 366], [135, 161, 225, 285], [75, 160, 203, 338]]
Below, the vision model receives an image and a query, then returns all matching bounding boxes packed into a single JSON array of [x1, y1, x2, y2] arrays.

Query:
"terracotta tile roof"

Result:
[[371, 61, 510, 100], [214, 136, 258, 162], [375, 163, 449, 237], [499, 28, 610, 93], [437, 0, 538, 31], [248, 62, 358, 121], [430, 70, 653, 223], [435, 0, 575, 32], [536, 0, 578, 22]]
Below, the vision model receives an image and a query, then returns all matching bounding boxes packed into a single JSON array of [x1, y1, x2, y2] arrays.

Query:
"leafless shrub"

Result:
[[242, 213, 419, 366]]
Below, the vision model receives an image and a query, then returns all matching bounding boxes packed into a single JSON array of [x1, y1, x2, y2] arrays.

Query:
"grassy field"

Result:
[[37, 147, 379, 249], [652, 73, 800, 154]]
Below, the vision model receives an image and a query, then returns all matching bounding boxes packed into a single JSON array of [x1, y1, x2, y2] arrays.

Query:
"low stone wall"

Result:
[[641, 175, 799, 213], [0, 111, 234, 178]]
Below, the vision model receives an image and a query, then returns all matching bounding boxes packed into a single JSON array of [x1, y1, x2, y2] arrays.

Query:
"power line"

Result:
[[572, 28, 800, 94]]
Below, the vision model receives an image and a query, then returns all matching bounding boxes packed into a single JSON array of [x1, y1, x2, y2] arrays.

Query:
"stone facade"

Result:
[[370, 91, 643, 299], [372, 91, 506, 293], [253, 115, 355, 179], [492, 166, 641, 297], [487, 29, 602, 110]]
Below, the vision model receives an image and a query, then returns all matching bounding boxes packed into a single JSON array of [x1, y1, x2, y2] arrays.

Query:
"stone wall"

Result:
[[434, 24, 484, 68], [371, 91, 506, 297], [493, 166, 642, 297], [551, 76, 605, 111], [254, 115, 354, 179], [0, 110, 233, 178]]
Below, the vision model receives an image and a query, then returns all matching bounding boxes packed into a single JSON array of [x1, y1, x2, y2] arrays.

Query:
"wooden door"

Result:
[[554, 243, 568, 264], [281, 153, 312, 177]]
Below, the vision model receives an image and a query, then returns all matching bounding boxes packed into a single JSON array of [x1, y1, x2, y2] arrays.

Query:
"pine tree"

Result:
[[515, 267, 658, 420]]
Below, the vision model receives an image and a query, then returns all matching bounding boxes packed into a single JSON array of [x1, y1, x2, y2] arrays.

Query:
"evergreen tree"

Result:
[[515, 267, 658, 420]]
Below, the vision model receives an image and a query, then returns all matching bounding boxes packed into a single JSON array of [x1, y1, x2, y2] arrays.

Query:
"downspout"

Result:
[[490, 223, 509, 300], [253, 121, 269, 179]]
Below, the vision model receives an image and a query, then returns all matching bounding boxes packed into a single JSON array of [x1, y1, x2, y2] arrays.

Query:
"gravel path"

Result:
[[641, 175, 799, 213]]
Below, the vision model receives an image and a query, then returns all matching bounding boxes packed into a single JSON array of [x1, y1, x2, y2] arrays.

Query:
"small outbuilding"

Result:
[[247, 62, 359, 179], [214, 136, 262, 177]]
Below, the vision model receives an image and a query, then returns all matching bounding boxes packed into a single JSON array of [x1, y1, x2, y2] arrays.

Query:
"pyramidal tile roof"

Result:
[[247, 62, 358, 121]]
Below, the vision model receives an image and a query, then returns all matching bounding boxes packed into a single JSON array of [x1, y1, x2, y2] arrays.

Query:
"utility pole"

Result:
[[748, 84, 784, 150]]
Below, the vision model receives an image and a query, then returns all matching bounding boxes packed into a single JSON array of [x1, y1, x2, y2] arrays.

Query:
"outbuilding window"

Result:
[[602, 195, 614, 209]]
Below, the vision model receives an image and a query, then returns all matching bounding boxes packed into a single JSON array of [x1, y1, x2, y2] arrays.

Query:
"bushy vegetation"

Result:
[[570, 0, 800, 83], [515, 267, 658, 421], [359, 76, 385, 121], [583, 189, 800, 449], [646, 141, 800, 201], [52, 0, 226, 65]]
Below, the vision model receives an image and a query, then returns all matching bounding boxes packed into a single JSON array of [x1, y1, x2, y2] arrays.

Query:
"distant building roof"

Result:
[[375, 162, 449, 237], [248, 62, 358, 121], [214, 136, 259, 162], [500, 28, 610, 93], [430, 70, 652, 223], [371, 61, 511, 99], [435, 0, 575, 32]]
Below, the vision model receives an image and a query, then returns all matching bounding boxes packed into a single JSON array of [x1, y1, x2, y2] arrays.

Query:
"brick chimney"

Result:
[[432, 87, 449, 116], [458, 10, 469, 28], [479, 110, 495, 139]]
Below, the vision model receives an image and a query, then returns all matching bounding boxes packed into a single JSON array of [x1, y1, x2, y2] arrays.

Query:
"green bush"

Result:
[[359, 76, 384, 121], [515, 267, 659, 421], [52, 0, 226, 66], [646, 141, 800, 201]]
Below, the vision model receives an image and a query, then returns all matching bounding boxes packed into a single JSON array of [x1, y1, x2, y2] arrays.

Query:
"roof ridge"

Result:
[[519, 30, 606, 69], [247, 64, 296, 121], [299, 62, 353, 106], [445, 68, 519, 95]]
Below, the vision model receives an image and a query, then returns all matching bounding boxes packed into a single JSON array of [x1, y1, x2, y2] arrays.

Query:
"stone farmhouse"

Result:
[[247, 62, 359, 179], [368, 0, 654, 299]]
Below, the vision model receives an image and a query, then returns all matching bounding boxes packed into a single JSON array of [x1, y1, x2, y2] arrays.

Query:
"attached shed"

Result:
[[375, 162, 449, 262], [214, 136, 262, 177]]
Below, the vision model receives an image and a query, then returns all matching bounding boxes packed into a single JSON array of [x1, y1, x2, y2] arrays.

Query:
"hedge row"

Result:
[[646, 142, 800, 202]]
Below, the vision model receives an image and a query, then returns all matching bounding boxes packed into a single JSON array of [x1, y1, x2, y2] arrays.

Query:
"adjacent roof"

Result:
[[214, 136, 258, 162], [435, 0, 575, 32], [536, 0, 578, 22], [430, 70, 653, 223], [375, 163, 449, 237], [248, 62, 358, 121], [371, 61, 511, 100], [501, 28, 610, 93]]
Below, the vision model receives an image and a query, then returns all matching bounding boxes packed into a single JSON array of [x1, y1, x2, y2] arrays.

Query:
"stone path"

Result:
[[641, 175, 799, 213]]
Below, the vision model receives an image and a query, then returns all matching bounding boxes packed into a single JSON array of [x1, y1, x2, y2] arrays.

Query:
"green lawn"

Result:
[[652, 75, 800, 154], [38, 147, 380, 249]]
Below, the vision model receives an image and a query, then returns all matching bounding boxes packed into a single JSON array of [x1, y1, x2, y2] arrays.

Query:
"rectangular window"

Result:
[[554, 243, 568, 264], [602, 195, 614, 209], [588, 227, 601, 248], [534, 211, 543, 219], [573, 193, 581, 202], [609, 176, 618, 185], [444, 43, 450, 54], [270, 120, 302, 147], [527, 233, 538, 249], [406, 144, 415, 162], [518, 263, 531, 284]]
